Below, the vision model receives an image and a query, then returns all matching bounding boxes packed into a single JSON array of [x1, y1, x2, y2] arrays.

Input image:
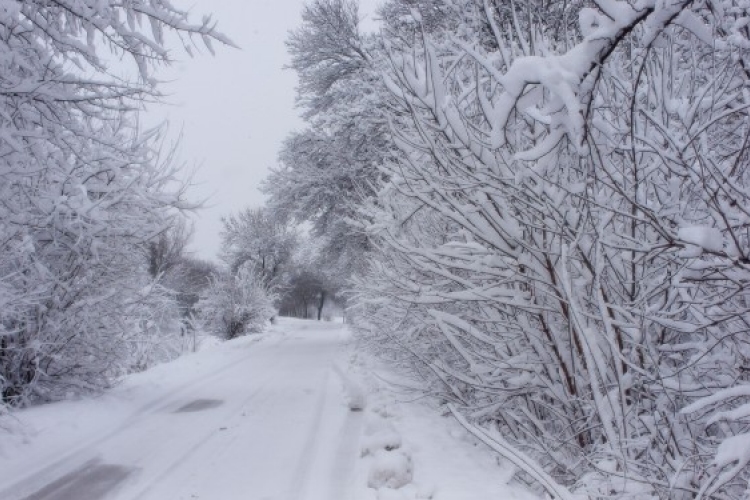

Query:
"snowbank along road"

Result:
[[1, 319, 363, 500]]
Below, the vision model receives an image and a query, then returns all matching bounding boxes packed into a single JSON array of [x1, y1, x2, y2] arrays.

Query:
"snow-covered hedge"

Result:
[[349, 0, 750, 498]]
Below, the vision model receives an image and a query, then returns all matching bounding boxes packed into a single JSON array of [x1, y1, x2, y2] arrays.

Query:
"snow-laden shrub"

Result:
[[196, 264, 276, 339], [123, 284, 188, 373], [0, 249, 187, 406], [0, 1, 228, 408], [350, 0, 750, 498]]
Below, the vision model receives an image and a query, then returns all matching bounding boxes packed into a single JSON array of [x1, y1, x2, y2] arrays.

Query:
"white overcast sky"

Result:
[[144, 0, 381, 261]]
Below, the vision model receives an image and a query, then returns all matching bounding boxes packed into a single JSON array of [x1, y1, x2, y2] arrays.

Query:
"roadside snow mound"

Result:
[[350, 347, 542, 500], [368, 449, 413, 489], [362, 430, 402, 456]]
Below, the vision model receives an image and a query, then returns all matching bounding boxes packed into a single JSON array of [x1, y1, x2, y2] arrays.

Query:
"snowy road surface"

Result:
[[1, 320, 362, 500]]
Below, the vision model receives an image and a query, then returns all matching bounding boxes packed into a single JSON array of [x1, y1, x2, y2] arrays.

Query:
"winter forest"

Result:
[[2, 0, 750, 499]]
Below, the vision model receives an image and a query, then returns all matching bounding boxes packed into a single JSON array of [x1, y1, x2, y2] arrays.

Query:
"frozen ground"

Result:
[[0, 318, 540, 500]]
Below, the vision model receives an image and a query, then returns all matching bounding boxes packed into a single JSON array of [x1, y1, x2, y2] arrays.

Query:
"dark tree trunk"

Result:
[[317, 291, 326, 321]]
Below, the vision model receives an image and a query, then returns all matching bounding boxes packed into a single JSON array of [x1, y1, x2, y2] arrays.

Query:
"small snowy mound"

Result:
[[362, 430, 403, 456], [368, 449, 413, 489]]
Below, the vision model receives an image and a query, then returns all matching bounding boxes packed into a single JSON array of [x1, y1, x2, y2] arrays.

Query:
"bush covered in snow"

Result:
[[0, 1, 229, 408], [196, 264, 276, 339]]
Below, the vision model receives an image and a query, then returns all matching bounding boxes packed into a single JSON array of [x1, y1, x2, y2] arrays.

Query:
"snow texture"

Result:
[[678, 226, 725, 253], [0, 319, 541, 500]]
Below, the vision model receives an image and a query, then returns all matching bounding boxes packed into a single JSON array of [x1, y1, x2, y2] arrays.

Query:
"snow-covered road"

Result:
[[2, 320, 362, 500]]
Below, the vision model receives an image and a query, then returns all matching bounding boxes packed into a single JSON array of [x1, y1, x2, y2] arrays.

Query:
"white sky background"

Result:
[[144, 0, 382, 261]]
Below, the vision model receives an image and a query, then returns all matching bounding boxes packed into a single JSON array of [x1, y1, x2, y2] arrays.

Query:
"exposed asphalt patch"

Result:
[[22, 459, 135, 500], [174, 399, 224, 413]]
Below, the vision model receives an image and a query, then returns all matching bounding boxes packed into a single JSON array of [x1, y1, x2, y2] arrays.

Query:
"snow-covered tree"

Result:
[[351, 0, 750, 498], [286, 0, 372, 120], [0, 1, 231, 406], [219, 207, 298, 295], [148, 218, 194, 280], [162, 256, 217, 320], [265, 0, 395, 285], [196, 264, 276, 339]]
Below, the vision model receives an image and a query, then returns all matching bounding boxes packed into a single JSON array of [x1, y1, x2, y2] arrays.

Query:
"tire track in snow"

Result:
[[286, 364, 365, 500], [327, 409, 364, 500], [123, 332, 344, 500], [128, 366, 282, 500], [286, 370, 331, 500]]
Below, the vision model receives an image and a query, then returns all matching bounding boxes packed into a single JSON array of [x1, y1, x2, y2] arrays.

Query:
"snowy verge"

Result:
[[348, 350, 542, 500]]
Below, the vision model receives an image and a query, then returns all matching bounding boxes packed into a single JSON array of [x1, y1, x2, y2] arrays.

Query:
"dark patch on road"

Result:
[[174, 398, 223, 413], [21, 459, 135, 500]]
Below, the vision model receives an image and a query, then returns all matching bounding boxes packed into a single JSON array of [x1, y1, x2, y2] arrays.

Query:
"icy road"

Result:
[[1, 320, 363, 500]]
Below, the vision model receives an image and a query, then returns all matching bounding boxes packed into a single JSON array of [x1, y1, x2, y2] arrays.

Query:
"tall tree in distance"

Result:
[[197, 207, 296, 339], [265, 0, 395, 286], [286, 0, 372, 119], [148, 218, 194, 280], [278, 237, 343, 321], [220, 207, 297, 295]]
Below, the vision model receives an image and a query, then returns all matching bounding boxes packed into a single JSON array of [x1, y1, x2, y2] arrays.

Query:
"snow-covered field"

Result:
[[0, 319, 539, 500]]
